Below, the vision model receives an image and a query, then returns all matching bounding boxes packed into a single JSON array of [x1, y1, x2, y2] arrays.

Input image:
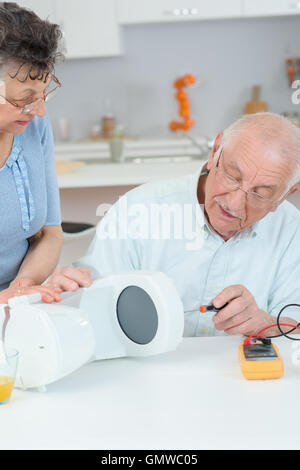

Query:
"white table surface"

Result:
[[1, 336, 300, 450]]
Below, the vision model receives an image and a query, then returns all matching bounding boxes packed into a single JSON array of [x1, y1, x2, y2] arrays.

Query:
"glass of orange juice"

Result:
[[0, 347, 19, 404]]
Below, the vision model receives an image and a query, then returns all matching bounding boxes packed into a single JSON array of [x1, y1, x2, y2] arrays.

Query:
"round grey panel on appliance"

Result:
[[116, 286, 158, 344]]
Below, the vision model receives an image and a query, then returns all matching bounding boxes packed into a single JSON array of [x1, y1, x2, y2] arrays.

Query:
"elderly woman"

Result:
[[0, 3, 64, 304]]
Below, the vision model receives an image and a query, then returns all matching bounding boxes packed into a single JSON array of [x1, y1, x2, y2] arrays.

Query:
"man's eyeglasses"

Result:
[[214, 147, 285, 209], [0, 75, 61, 114]]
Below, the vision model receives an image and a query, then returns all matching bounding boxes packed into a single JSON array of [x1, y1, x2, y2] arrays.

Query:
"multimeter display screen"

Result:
[[243, 344, 279, 361]]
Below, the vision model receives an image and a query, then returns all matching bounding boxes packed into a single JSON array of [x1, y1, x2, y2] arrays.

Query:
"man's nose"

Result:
[[226, 187, 247, 213]]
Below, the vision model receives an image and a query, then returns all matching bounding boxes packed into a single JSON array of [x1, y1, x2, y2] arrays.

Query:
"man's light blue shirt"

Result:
[[77, 167, 300, 336]]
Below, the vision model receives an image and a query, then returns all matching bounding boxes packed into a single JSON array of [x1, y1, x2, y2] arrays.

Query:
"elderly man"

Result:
[[48, 112, 300, 337]]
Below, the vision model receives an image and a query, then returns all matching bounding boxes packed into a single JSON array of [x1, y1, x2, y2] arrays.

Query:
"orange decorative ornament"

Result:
[[169, 73, 195, 132], [176, 90, 187, 101]]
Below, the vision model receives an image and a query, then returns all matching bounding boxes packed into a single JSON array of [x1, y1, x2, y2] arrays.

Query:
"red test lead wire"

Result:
[[184, 307, 300, 342], [244, 323, 300, 346]]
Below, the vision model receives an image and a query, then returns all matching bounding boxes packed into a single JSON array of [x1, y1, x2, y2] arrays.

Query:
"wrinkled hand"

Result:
[[0, 284, 62, 305], [46, 266, 92, 292], [212, 284, 272, 336], [10, 277, 37, 289]]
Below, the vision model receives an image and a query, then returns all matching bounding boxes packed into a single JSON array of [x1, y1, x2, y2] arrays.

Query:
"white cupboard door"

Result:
[[55, 0, 121, 59], [243, 0, 300, 17], [16, 0, 56, 22], [117, 0, 242, 24]]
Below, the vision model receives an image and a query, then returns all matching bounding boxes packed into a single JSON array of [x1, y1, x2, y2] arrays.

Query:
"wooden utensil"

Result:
[[55, 161, 85, 175], [244, 85, 267, 114]]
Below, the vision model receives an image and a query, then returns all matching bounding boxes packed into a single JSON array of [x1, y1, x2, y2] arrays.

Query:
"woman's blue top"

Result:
[[0, 114, 61, 290]]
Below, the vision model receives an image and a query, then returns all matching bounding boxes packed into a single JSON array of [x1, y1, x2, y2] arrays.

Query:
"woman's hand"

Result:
[[0, 284, 62, 305], [9, 277, 37, 288]]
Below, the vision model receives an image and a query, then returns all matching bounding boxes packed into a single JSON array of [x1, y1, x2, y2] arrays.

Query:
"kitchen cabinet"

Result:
[[55, 0, 121, 59], [16, 0, 122, 59], [243, 0, 300, 17], [117, 0, 300, 23], [116, 0, 243, 24], [17, 0, 56, 21]]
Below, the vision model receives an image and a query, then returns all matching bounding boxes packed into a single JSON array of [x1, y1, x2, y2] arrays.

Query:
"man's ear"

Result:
[[269, 184, 300, 212], [288, 184, 300, 197], [207, 131, 223, 171]]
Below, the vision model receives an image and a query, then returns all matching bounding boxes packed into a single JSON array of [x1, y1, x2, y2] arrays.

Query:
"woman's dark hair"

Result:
[[0, 2, 63, 82]]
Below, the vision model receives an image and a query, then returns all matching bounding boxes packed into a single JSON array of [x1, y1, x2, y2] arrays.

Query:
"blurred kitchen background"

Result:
[[17, 0, 300, 264]]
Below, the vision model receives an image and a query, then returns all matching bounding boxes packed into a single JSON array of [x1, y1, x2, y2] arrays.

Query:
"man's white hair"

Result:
[[220, 112, 300, 191]]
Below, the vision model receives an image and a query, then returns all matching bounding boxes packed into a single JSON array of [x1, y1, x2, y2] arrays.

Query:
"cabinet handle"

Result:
[[163, 9, 181, 16], [163, 8, 199, 16]]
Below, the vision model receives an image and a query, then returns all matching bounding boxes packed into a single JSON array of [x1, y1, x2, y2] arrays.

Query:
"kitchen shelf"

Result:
[[54, 136, 210, 162], [57, 159, 205, 189]]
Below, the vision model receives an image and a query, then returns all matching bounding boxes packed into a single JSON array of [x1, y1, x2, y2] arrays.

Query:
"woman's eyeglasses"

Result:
[[0, 75, 61, 114]]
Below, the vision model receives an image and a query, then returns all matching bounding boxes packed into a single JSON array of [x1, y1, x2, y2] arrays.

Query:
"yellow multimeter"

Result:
[[238, 341, 284, 380]]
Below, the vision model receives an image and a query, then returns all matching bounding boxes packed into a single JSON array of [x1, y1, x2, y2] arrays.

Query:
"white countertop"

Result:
[[1, 336, 299, 450], [57, 160, 204, 189], [55, 136, 208, 189]]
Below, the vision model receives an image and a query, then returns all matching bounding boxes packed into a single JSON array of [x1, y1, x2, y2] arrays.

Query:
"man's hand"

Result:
[[212, 284, 272, 336], [46, 267, 92, 292], [0, 284, 62, 305]]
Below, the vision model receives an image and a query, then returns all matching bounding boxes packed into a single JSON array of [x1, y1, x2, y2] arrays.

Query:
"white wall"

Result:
[[47, 15, 300, 142]]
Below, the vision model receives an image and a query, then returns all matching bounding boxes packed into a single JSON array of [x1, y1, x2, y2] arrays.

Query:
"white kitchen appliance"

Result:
[[0, 271, 184, 390]]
